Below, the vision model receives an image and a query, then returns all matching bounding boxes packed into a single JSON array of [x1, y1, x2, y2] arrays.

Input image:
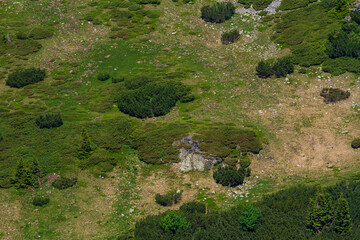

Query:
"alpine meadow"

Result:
[[1, 0, 360, 239]]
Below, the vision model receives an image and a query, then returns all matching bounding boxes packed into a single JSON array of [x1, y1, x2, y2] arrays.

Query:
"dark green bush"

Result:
[[109, 9, 133, 19], [201, 2, 235, 23], [0, 132, 3, 142], [221, 30, 240, 44], [273, 57, 294, 77], [322, 57, 360, 75], [35, 113, 63, 129], [160, 211, 191, 233], [180, 202, 206, 214], [279, 0, 317, 11], [118, 80, 191, 118], [112, 76, 125, 83], [97, 72, 110, 81], [52, 177, 77, 190], [326, 30, 360, 59], [32, 196, 50, 206], [6, 68, 46, 88], [351, 138, 360, 149], [239, 156, 251, 168], [16, 27, 53, 40], [135, 0, 161, 4], [320, 88, 350, 103], [256, 61, 273, 78], [213, 166, 245, 187], [240, 204, 261, 231], [238, 0, 273, 10], [351, 10, 360, 25], [292, 42, 328, 67], [155, 190, 182, 206]]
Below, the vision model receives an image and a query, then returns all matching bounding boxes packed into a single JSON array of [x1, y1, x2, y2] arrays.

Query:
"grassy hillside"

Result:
[[0, 0, 360, 239]]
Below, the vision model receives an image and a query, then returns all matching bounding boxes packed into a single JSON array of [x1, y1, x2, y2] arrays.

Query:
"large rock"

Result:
[[178, 135, 222, 172]]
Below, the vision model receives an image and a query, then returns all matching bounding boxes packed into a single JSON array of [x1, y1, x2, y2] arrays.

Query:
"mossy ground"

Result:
[[1, 0, 360, 239]]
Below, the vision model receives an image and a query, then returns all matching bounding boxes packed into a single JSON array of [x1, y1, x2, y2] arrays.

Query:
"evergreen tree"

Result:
[[306, 192, 333, 233], [11, 158, 38, 189], [29, 158, 41, 187], [78, 128, 92, 159], [334, 193, 351, 235]]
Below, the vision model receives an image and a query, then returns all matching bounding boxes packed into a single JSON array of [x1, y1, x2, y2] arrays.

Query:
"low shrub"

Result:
[[322, 57, 360, 75], [201, 2, 235, 23], [221, 30, 240, 44], [320, 88, 350, 103], [32, 196, 50, 206], [238, 0, 273, 10], [112, 76, 125, 83], [16, 27, 53, 40], [160, 211, 191, 233], [239, 204, 261, 231], [273, 57, 294, 77], [52, 177, 77, 190], [256, 61, 273, 78], [279, 0, 317, 11], [11, 39, 42, 56], [351, 10, 360, 25], [239, 156, 251, 168], [35, 113, 63, 129], [213, 166, 246, 187], [292, 42, 328, 67], [118, 80, 191, 118], [97, 72, 110, 81], [155, 190, 182, 206], [351, 138, 360, 149], [135, 0, 161, 4], [180, 201, 206, 214], [6, 68, 46, 88]]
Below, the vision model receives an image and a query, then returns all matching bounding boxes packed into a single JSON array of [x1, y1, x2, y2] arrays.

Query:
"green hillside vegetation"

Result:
[[0, 0, 360, 239]]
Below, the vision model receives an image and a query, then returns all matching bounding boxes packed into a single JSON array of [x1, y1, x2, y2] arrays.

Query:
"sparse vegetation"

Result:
[[155, 190, 182, 206], [221, 30, 240, 44], [52, 177, 77, 190], [320, 88, 350, 103], [32, 196, 50, 206]]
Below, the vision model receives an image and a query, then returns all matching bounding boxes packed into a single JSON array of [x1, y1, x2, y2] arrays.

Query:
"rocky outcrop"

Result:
[[178, 135, 223, 172]]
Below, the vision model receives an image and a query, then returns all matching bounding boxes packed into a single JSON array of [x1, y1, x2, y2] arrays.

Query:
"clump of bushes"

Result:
[[325, 30, 360, 59], [194, 125, 262, 158], [6, 68, 46, 88], [35, 113, 63, 129], [240, 204, 261, 231], [320, 88, 350, 103], [201, 2, 235, 23], [256, 57, 294, 78], [351, 138, 360, 149], [155, 190, 182, 206], [221, 30, 240, 44], [112, 76, 125, 83], [118, 79, 191, 118], [213, 166, 246, 187], [238, 0, 273, 10], [180, 201, 206, 214], [52, 177, 77, 190], [322, 57, 360, 76], [160, 211, 191, 233], [97, 72, 110, 81], [32, 196, 50, 206]]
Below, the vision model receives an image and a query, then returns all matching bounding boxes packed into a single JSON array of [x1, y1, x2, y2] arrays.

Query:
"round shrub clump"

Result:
[[35, 113, 63, 129], [52, 177, 77, 190], [201, 2, 235, 23], [97, 72, 110, 81], [351, 138, 360, 149], [6, 68, 46, 88], [32, 196, 50, 206], [213, 166, 245, 187], [320, 88, 350, 103]]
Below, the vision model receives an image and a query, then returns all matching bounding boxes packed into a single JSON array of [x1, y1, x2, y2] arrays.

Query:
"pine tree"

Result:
[[306, 192, 333, 233], [334, 193, 351, 235], [77, 127, 92, 159], [11, 158, 38, 189], [29, 158, 41, 187]]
